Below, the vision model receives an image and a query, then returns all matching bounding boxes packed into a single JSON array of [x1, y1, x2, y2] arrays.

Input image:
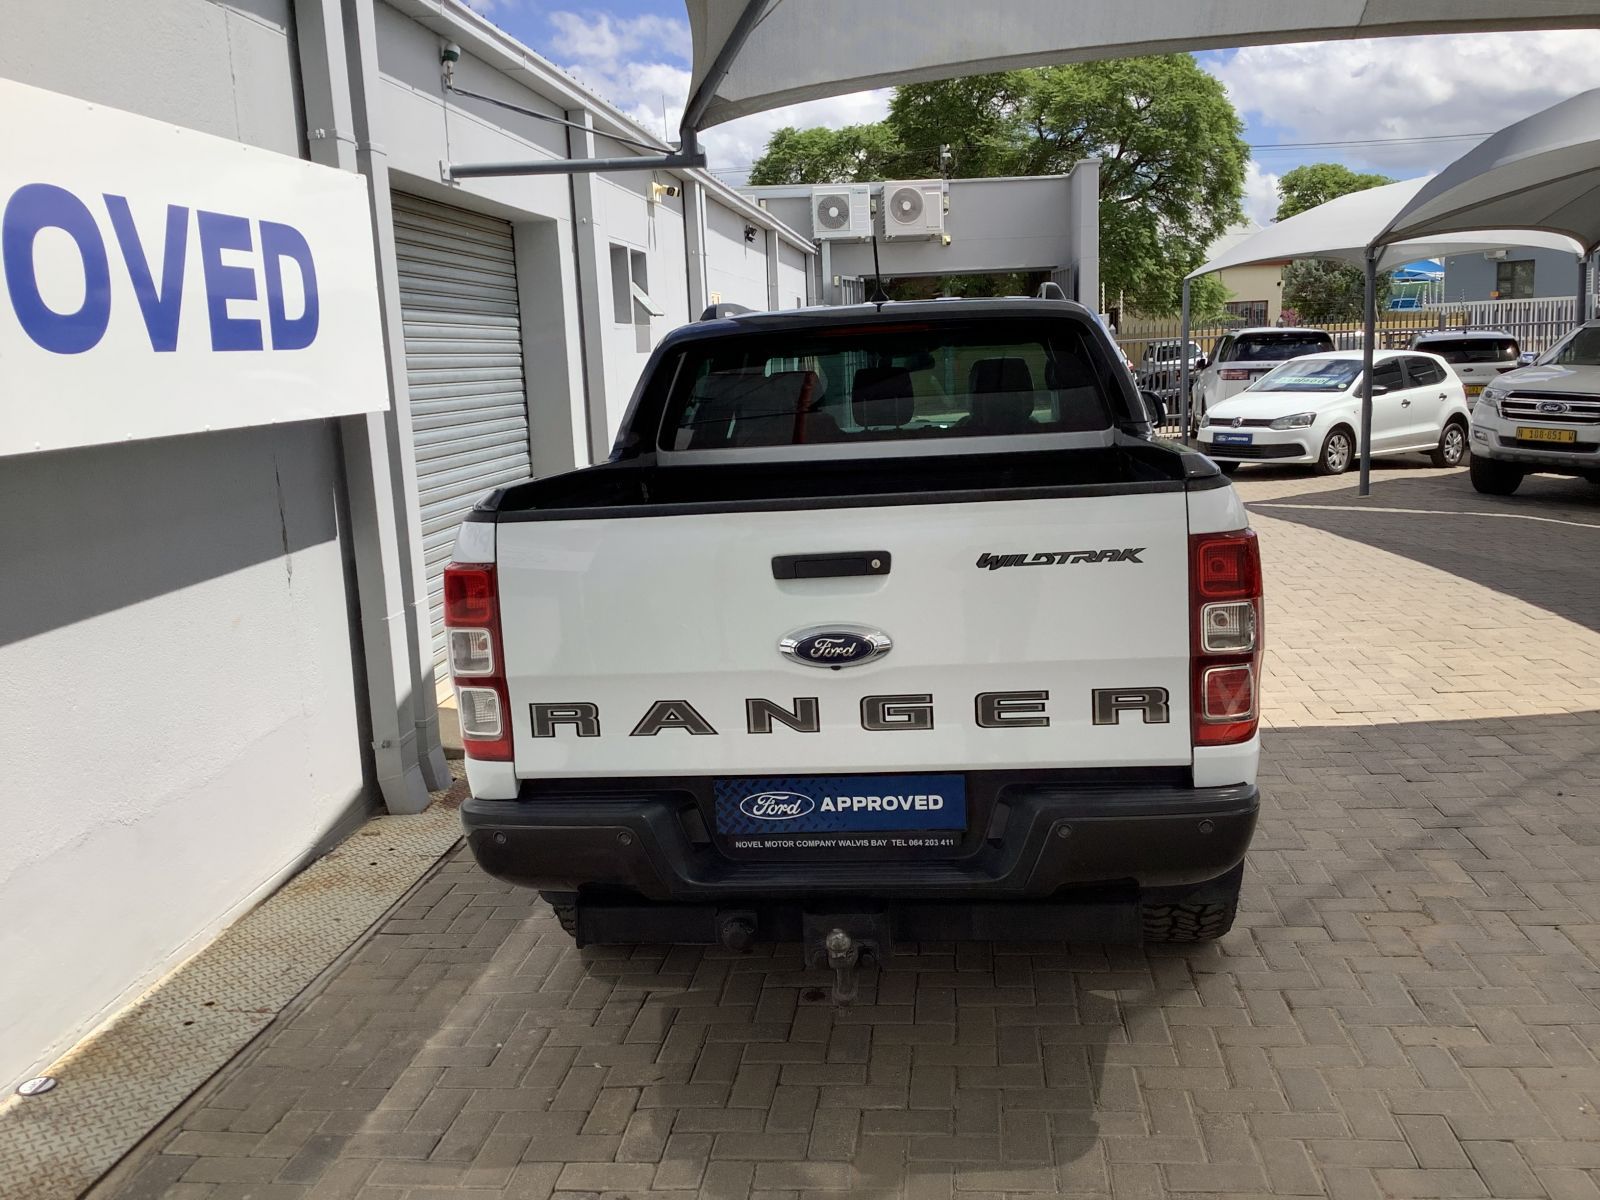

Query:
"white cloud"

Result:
[[1214, 31, 1600, 175], [547, 12, 691, 65], [546, 9, 889, 171], [1241, 161, 1281, 227]]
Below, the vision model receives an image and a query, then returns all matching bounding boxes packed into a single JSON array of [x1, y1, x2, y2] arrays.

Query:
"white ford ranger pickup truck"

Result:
[[446, 299, 1262, 978]]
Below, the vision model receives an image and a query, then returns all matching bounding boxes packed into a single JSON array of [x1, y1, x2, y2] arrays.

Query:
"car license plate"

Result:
[[1516, 426, 1577, 443], [1211, 432, 1253, 446], [714, 774, 966, 848], [1465, 384, 1484, 396]]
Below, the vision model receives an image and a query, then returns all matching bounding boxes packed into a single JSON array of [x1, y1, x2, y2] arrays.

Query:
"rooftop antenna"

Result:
[[867, 198, 890, 304]]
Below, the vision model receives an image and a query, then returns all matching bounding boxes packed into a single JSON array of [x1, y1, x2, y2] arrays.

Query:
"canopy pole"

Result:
[[1179, 277, 1192, 442], [680, 0, 773, 140], [1578, 253, 1590, 323], [1359, 249, 1377, 498]]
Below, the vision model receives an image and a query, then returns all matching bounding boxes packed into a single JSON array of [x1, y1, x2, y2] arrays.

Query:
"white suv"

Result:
[[1469, 321, 1600, 495], [1409, 330, 1520, 400], [1191, 328, 1336, 429]]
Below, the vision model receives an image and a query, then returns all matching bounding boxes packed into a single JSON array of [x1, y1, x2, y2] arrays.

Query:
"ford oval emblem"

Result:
[[739, 791, 816, 820], [778, 624, 892, 669], [1538, 400, 1569, 414]]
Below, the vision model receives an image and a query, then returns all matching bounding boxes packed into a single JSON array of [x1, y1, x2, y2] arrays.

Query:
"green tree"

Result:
[[1281, 258, 1391, 323], [1273, 164, 1397, 322], [746, 57, 1247, 315], [745, 124, 901, 185], [1275, 162, 1394, 221], [1188, 273, 1233, 322]]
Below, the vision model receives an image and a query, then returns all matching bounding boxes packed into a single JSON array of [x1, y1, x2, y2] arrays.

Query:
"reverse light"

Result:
[[1201, 664, 1256, 722], [1190, 530, 1262, 747], [1268, 411, 1316, 430], [444, 562, 511, 761]]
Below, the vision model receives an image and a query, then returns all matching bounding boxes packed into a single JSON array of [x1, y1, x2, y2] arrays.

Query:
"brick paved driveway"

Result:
[[109, 465, 1600, 1200]]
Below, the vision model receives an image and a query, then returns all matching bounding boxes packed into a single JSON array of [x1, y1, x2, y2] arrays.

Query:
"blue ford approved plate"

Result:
[[714, 774, 966, 844], [1211, 431, 1253, 446]]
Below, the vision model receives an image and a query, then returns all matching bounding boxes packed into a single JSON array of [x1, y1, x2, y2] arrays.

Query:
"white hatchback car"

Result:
[[1197, 349, 1470, 476]]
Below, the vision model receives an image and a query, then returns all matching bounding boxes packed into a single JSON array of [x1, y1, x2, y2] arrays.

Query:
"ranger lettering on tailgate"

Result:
[[529, 688, 1171, 737]]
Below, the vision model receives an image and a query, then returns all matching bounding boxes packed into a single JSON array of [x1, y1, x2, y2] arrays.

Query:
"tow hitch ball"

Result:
[[824, 929, 860, 1004], [803, 914, 889, 1005]]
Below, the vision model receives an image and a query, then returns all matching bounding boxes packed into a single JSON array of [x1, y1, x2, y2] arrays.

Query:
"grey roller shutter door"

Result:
[[393, 193, 529, 669]]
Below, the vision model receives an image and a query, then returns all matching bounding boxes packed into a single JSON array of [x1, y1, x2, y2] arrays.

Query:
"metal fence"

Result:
[[1121, 297, 1585, 436]]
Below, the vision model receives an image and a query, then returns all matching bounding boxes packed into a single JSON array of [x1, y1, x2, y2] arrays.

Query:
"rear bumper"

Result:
[[461, 779, 1259, 902]]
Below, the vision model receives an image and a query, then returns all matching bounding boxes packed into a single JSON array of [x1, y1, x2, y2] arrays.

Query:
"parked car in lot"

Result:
[[1197, 348, 1469, 476], [1190, 327, 1336, 428], [1409, 330, 1520, 399], [448, 299, 1262, 984], [1137, 340, 1204, 398], [1469, 320, 1600, 495]]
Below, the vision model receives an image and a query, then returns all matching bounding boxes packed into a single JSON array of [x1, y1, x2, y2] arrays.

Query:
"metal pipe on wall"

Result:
[[293, 0, 439, 813]]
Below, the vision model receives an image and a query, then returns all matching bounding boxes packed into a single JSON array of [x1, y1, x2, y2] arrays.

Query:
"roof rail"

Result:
[[699, 302, 754, 321], [1034, 281, 1067, 301]]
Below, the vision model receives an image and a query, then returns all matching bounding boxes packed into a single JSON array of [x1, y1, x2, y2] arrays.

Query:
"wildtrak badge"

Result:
[[976, 549, 1145, 569]]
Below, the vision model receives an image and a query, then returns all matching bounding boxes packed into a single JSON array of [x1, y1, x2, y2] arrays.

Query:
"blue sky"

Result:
[[467, 3, 1600, 227]]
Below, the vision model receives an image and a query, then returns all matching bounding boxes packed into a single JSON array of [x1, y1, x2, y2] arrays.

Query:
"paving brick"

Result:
[[101, 473, 1600, 1200]]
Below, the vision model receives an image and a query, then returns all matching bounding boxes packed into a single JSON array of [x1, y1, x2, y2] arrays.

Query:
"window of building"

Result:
[[1224, 299, 1269, 325], [610, 245, 663, 348], [1495, 259, 1535, 299], [609, 245, 632, 324]]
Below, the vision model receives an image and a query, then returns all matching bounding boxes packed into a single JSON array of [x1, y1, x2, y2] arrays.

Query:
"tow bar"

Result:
[[802, 912, 889, 1005]]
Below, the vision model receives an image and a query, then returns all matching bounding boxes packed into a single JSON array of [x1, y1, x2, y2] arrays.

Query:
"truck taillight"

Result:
[[444, 562, 511, 762], [1190, 530, 1262, 747]]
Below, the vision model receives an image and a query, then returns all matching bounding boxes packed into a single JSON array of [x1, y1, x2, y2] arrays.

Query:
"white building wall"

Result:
[[0, 0, 815, 1086], [0, 0, 367, 1084], [778, 242, 809, 308], [705, 199, 772, 308]]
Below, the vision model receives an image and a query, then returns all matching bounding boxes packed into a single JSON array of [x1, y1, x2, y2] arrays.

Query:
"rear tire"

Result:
[[1430, 418, 1468, 468], [1470, 455, 1524, 495], [1141, 865, 1243, 944], [1315, 427, 1355, 476]]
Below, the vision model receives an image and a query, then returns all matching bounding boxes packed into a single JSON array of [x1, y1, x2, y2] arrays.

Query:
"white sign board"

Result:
[[0, 79, 389, 457]]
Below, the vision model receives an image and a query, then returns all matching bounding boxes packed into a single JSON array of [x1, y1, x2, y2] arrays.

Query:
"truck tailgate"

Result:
[[496, 491, 1192, 777]]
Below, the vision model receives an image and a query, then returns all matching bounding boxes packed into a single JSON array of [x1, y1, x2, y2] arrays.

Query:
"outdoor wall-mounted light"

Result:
[[744, 224, 758, 242]]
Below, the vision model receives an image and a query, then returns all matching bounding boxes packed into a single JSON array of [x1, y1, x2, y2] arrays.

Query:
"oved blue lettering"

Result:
[[104, 194, 188, 352], [197, 209, 262, 351], [2, 182, 112, 354], [260, 220, 319, 350]]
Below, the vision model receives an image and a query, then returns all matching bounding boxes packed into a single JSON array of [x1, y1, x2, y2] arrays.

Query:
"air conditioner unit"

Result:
[[809, 185, 872, 240], [880, 179, 947, 239], [1484, 248, 1510, 261]]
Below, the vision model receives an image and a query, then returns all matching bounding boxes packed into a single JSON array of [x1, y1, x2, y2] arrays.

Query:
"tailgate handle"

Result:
[[772, 551, 891, 580]]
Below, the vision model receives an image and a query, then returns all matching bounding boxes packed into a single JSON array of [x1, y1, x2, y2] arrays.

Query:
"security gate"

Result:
[[393, 193, 529, 668]]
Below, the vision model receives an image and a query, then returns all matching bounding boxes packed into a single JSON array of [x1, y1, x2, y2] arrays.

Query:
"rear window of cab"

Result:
[[657, 320, 1118, 451]]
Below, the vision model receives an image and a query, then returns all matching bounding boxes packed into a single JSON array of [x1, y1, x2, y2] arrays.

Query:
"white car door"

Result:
[[1365, 358, 1410, 451], [1401, 355, 1452, 448]]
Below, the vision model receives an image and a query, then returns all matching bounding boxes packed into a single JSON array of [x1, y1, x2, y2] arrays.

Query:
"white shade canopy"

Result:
[[1188, 178, 1583, 280], [1383, 87, 1600, 252], [683, 1, 1600, 131]]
